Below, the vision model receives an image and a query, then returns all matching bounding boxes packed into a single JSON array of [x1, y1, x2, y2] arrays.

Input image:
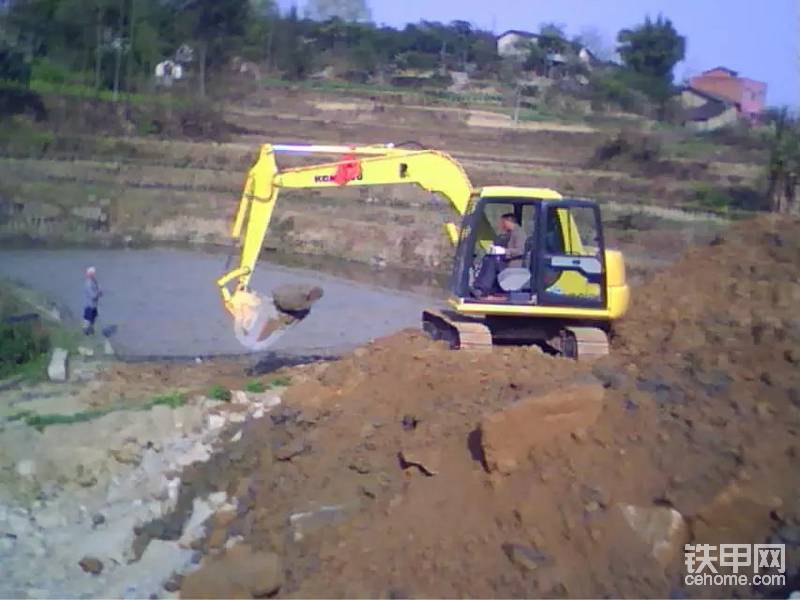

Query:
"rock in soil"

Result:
[[480, 381, 604, 474], [617, 505, 687, 567], [180, 544, 282, 598], [274, 438, 308, 461], [502, 543, 551, 571], [79, 556, 104, 575], [399, 446, 440, 476]]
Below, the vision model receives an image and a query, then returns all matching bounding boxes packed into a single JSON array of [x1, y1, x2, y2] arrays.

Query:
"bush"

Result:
[[692, 183, 735, 211], [268, 375, 291, 388], [593, 130, 662, 164], [30, 58, 74, 85], [0, 320, 50, 379], [208, 384, 232, 401], [244, 380, 265, 393], [587, 70, 660, 116], [0, 88, 47, 121], [394, 51, 438, 70]]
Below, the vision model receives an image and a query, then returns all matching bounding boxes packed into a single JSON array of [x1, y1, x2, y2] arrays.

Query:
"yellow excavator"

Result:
[[217, 143, 629, 358]]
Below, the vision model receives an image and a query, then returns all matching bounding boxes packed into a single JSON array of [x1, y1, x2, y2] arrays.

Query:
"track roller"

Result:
[[560, 326, 609, 360]]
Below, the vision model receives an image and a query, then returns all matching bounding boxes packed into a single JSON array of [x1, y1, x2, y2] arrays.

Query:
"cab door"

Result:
[[535, 200, 606, 308]]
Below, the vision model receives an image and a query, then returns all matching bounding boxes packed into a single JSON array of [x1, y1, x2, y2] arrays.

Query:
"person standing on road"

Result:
[[83, 266, 102, 335]]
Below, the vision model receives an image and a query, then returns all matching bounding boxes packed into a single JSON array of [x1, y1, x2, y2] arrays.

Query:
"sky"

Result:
[[293, 0, 799, 107]]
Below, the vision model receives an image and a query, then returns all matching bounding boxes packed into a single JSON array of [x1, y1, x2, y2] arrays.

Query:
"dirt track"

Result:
[[160, 215, 800, 597]]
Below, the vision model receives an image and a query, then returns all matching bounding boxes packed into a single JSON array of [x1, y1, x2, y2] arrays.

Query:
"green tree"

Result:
[[173, 0, 250, 96], [616, 15, 685, 101], [523, 42, 546, 75], [273, 6, 312, 79], [0, 42, 31, 84], [449, 19, 471, 69], [305, 0, 370, 23], [537, 22, 567, 54]]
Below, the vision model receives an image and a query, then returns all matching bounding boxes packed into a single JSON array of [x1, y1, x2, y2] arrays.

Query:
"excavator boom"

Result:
[[217, 143, 476, 349]]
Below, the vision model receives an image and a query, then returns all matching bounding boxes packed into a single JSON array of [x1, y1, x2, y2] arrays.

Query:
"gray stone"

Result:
[[272, 284, 324, 313], [34, 506, 67, 529], [175, 442, 211, 467], [228, 413, 246, 424], [207, 492, 228, 510], [274, 438, 308, 461], [4, 511, 32, 536], [16, 459, 36, 478], [206, 414, 226, 430], [47, 348, 68, 382], [502, 543, 550, 571], [72, 512, 140, 565], [179, 497, 215, 547], [252, 391, 281, 409], [231, 390, 249, 405]]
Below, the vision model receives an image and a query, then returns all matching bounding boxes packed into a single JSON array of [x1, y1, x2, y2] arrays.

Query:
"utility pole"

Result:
[[513, 85, 522, 125], [94, 5, 103, 90], [112, 0, 125, 101], [126, 0, 136, 93]]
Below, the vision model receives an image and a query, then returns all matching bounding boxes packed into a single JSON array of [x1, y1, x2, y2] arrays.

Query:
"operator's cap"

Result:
[[86, 266, 97, 276]]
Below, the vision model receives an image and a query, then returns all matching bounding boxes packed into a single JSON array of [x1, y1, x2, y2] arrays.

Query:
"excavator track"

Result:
[[422, 309, 493, 351], [560, 326, 609, 360]]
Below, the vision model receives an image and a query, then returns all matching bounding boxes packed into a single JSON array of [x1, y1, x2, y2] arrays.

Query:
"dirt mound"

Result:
[[177, 216, 799, 598], [615, 215, 800, 366]]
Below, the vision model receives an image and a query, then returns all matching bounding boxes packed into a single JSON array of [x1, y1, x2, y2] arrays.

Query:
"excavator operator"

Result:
[[471, 213, 526, 298]]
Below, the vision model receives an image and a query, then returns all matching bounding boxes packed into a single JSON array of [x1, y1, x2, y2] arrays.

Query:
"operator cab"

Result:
[[452, 192, 607, 310]]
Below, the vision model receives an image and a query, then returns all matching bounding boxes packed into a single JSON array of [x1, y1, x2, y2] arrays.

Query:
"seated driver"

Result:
[[471, 213, 525, 298]]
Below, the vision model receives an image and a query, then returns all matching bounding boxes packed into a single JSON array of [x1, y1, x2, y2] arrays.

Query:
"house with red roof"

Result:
[[688, 67, 767, 122]]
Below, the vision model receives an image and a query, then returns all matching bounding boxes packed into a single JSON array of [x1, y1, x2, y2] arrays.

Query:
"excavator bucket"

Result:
[[228, 284, 323, 352]]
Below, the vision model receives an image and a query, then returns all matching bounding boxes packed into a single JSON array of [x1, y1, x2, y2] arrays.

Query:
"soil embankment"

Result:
[[175, 215, 799, 598]]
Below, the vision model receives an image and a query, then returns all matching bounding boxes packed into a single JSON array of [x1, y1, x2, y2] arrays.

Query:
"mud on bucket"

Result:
[[231, 284, 324, 351]]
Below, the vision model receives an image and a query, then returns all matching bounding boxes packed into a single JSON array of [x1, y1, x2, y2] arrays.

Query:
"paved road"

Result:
[[0, 248, 436, 358]]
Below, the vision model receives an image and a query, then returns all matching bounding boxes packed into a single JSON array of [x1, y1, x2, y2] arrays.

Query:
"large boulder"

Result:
[[479, 381, 604, 474], [272, 284, 324, 314]]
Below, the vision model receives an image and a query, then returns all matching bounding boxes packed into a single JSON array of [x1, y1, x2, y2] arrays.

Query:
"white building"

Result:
[[155, 60, 183, 86], [496, 30, 540, 59]]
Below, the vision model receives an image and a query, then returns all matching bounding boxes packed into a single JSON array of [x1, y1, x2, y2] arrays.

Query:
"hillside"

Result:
[[0, 84, 760, 280]]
